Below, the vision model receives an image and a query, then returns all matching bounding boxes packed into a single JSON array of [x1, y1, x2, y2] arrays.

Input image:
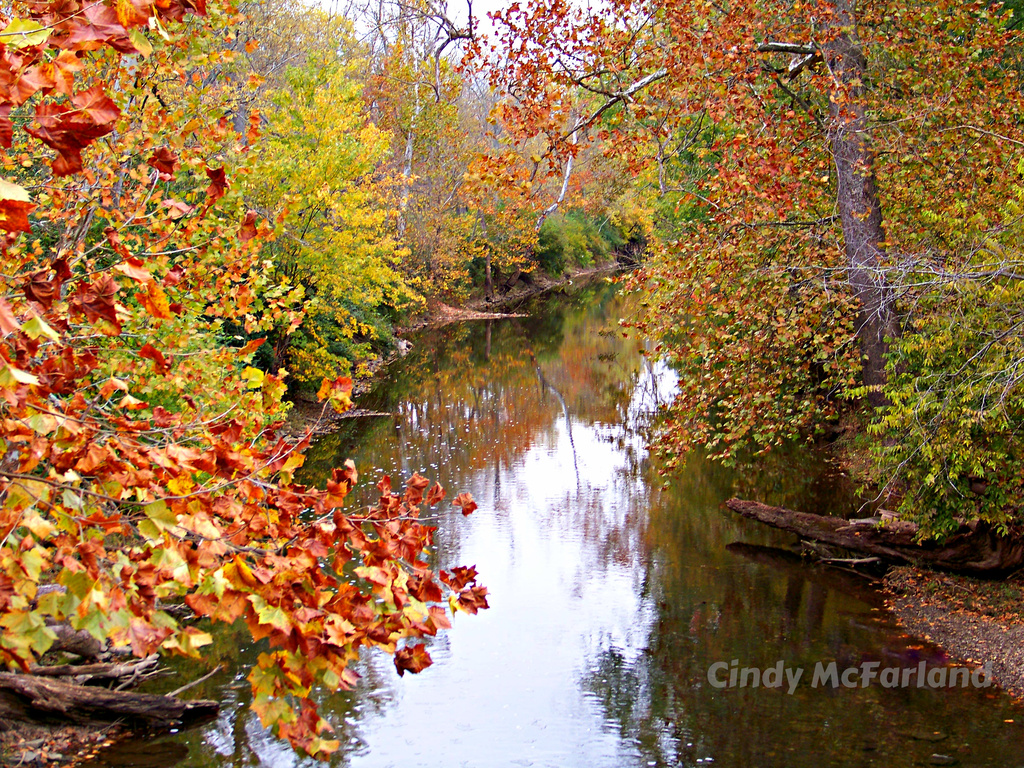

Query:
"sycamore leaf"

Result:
[[241, 366, 264, 389], [128, 28, 153, 57], [0, 298, 19, 334], [144, 500, 178, 531], [136, 281, 172, 319], [0, 19, 52, 49], [0, 179, 35, 233], [452, 492, 478, 516], [0, 363, 39, 386], [394, 643, 432, 676], [317, 376, 353, 414], [21, 315, 59, 341]]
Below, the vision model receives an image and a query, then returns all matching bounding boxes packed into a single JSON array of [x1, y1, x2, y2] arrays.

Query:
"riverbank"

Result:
[[0, 723, 122, 767], [884, 566, 1024, 700]]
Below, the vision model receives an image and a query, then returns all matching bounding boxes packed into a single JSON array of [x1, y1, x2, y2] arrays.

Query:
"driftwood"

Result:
[[0, 672, 218, 730], [46, 621, 105, 660], [727, 498, 1024, 577], [29, 655, 163, 690]]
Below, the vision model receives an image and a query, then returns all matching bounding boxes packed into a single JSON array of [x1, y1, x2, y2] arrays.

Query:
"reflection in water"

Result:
[[86, 282, 1024, 768]]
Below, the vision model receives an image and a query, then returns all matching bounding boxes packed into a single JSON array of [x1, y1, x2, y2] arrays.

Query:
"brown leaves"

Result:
[[239, 209, 258, 241], [426, 482, 446, 505], [23, 258, 71, 309], [0, 2, 485, 761], [71, 274, 119, 332], [452, 492, 478, 515], [394, 643, 432, 676], [138, 343, 168, 373], [147, 147, 179, 179], [205, 166, 227, 203]]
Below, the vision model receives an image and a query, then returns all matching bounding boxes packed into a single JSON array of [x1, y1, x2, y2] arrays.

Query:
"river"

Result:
[[88, 280, 1024, 767]]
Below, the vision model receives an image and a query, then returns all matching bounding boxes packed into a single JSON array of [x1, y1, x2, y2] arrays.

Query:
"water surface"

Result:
[[90, 282, 1024, 767]]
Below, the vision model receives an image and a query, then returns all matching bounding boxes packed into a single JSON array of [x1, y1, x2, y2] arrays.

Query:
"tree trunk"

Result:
[[824, 0, 900, 406], [0, 673, 218, 730], [484, 250, 493, 301], [727, 498, 1024, 577]]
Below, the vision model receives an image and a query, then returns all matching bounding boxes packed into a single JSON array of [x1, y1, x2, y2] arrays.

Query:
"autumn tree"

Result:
[[0, 0, 484, 757], [243, 49, 421, 384], [483, 0, 1024, 540]]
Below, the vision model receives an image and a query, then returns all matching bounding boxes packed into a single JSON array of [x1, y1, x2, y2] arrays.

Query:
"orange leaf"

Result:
[[136, 281, 171, 320]]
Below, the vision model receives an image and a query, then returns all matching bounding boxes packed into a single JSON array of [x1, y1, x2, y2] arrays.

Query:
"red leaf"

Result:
[[138, 343, 168, 373], [0, 105, 13, 147], [0, 198, 35, 233], [26, 86, 121, 176], [66, 4, 130, 49], [163, 264, 186, 286], [71, 85, 121, 125]]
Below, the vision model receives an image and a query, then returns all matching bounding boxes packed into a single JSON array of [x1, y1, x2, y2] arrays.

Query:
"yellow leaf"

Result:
[[0, 19, 51, 49]]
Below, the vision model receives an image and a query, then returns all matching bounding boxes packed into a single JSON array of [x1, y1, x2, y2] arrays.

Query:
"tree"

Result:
[[244, 52, 421, 384], [0, 0, 484, 757], [483, 0, 1024, 537]]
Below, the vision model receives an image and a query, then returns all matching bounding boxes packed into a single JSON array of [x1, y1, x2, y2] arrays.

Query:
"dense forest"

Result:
[[0, 0, 1023, 760]]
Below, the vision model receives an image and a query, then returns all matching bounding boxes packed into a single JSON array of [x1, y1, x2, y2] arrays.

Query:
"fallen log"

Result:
[[726, 498, 1024, 577], [0, 672, 218, 730], [46, 622, 104, 660]]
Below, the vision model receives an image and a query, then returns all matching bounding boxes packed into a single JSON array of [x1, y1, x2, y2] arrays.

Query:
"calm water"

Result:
[[89, 282, 1024, 767]]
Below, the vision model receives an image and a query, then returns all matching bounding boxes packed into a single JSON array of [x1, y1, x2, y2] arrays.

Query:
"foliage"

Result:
[[0, 0, 483, 758], [245, 55, 420, 384], [536, 210, 632, 275], [483, 0, 1024, 534], [868, 173, 1024, 537]]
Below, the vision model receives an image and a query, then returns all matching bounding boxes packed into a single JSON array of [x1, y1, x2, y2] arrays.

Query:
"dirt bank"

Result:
[[884, 566, 1024, 700], [397, 259, 625, 335], [0, 723, 123, 767]]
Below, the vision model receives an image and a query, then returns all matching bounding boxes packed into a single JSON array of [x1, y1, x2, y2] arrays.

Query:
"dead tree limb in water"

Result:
[[0, 672, 218, 730], [726, 498, 1024, 577]]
